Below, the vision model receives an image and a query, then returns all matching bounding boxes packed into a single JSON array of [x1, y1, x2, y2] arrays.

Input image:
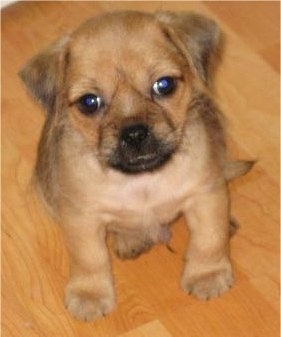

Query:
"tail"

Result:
[[224, 160, 255, 181]]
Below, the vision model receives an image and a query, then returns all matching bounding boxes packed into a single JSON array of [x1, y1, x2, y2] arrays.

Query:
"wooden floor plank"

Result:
[[205, 2, 280, 53], [118, 320, 172, 337]]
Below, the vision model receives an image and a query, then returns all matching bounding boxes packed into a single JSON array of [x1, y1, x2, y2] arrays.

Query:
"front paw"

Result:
[[181, 268, 234, 300], [65, 290, 115, 322]]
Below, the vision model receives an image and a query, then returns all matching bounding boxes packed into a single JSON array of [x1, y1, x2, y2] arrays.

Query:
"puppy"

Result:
[[20, 11, 253, 321]]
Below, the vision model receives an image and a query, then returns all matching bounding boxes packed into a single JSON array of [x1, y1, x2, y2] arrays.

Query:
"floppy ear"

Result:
[[156, 12, 222, 85], [19, 35, 69, 114]]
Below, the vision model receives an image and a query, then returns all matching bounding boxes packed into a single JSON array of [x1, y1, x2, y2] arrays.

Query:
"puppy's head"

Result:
[[20, 11, 221, 174]]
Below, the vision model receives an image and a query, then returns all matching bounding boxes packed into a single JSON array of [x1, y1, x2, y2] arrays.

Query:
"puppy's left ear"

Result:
[[19, 35, 70, 114], [156, 12, 222, 85]]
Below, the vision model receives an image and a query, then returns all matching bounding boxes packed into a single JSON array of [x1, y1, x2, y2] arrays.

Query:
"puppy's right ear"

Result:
[[19, 35, 70, 114]]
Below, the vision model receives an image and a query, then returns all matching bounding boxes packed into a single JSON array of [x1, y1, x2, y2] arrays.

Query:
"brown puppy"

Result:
[[20, 11, 253, 321]]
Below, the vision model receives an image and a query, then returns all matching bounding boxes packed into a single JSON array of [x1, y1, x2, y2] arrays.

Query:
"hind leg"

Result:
[[113, 230, 154, 259], [113, 225, 171, 260]]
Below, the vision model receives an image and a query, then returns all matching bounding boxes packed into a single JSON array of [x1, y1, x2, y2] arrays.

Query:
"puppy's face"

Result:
[[20, 11, 220, 174], [67, 14, 193, 173]]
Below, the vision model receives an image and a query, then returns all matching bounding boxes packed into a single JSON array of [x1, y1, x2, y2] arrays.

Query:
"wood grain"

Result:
[[2, 2, 279, 336]]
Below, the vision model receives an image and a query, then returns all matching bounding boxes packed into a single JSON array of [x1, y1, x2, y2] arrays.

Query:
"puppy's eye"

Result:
[[152, 77, 176, 97], [77, 94, 103, 115]]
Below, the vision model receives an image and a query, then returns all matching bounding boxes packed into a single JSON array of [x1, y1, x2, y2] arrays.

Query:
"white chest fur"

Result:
[[77, 153, 200, 231]]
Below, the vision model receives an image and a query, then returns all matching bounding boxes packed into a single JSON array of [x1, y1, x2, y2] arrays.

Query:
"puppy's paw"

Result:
[[65, 291, 115, 322], [113, 233, 154, 259], [181, 268, 234, 300]]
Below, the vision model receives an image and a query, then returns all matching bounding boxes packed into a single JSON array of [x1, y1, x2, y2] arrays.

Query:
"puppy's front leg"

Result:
[[62, 219, 115, 321], [182, 184, 233, 300]]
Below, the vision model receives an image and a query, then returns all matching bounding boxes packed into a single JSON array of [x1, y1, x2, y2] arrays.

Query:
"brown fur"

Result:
[[20, 11, 253, 321]]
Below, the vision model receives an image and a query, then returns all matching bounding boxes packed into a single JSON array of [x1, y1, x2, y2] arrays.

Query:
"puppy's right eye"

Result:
[[77, 94, 104, 115]]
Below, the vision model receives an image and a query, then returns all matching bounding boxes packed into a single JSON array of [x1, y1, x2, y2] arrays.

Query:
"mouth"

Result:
[[110, 149, 174, 174]]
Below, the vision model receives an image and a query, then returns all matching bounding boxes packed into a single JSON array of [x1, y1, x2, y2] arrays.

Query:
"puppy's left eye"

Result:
[[77, 94, 104, 115], [152, 77, 176, 97]]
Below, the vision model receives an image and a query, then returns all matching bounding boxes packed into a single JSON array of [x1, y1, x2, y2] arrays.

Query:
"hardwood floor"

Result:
[[2, 2, 279, 336]]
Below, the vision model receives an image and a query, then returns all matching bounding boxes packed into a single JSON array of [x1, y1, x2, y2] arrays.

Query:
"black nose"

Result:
[[121, 124, 150, 148]]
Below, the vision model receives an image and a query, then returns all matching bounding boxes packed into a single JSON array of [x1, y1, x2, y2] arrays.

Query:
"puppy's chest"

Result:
[[74, 153, 196, 228], [98, 173, 191, 228]]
